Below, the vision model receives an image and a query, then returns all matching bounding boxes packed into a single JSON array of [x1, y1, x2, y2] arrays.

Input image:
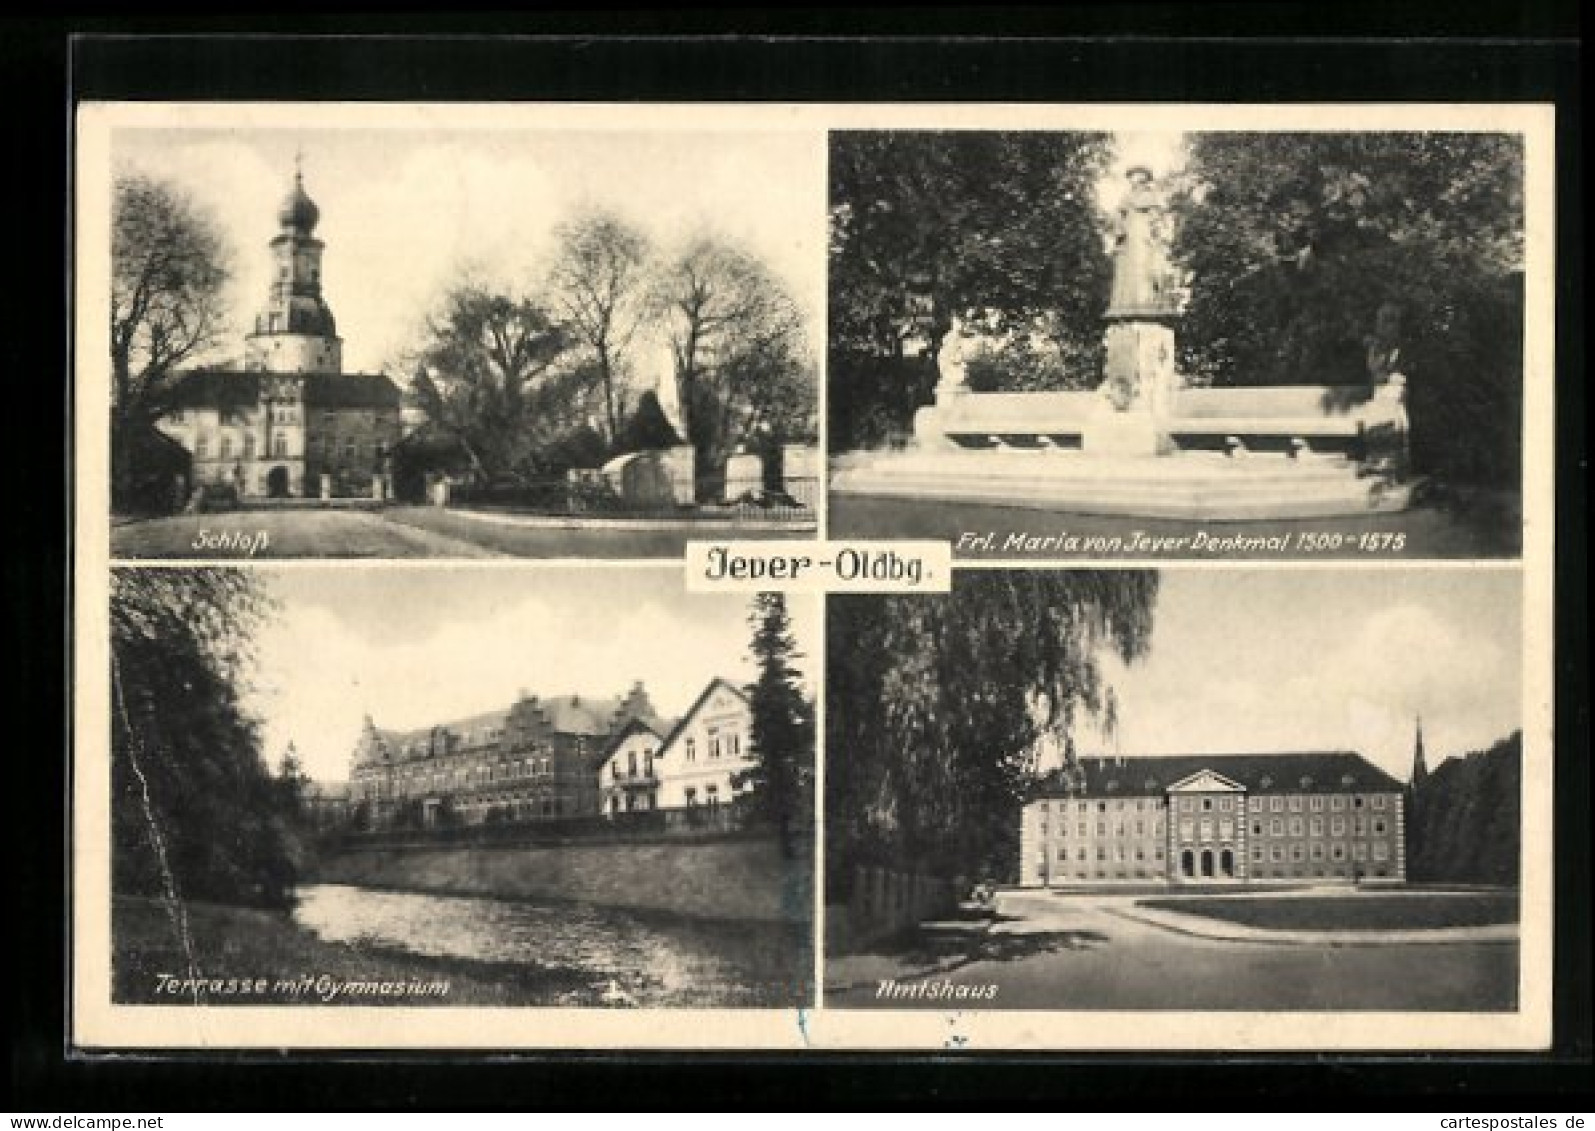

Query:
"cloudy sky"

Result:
[[1074, 568, 1523, 780], [111, 119, 825, 398], [246, 569, 820, 783]]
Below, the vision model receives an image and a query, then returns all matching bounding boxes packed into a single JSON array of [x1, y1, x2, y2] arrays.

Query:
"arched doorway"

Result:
[[266, 465, 290, 497], [1219, 849, 1235, 878], [1199, 849, 1215, 878], [1180, 849, 1195, 879]]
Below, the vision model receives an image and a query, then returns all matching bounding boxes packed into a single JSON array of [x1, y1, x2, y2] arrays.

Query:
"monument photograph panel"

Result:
[[87, 105, 822, 561], [823, 568, 1530, 1018], [91, 566, 817, 1013], [827, 125, 1530, 560]]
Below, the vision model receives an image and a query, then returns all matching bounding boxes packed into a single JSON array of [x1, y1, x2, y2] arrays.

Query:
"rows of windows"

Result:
[[1250, 841, 1391, 863], [1251, 815, 1389, 837], [683, 729, 745, 762], [1050, 845, 1167, 863], [1035, 793, 1394, 821], [1037, 818, 1167, 838]]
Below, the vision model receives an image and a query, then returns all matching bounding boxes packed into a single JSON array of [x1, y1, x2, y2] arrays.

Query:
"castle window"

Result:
[[1331, 844, 1347, 861], [1269, 796, 1283, 812], [1270, 818, 1284, 835], [1218, 797, 1232, 812], [273, 435, 286, 457], [1372, 843, 1389, 861], [1373, 819, 1387, 835], [685, 738, 696, 762], [1179, 797, 1193, 813], [220, 436, 232, 458], [196, 436, 209, 458], [1077, 822, 1087, 837], [1310, 817, 1324, 836], [1289, 818, 1303, 836], [1310, 795, 1324, 811], [1201, 797, 1213, 812], [1289, 795, 1303, 812], [1331, 796, 1346, 811], [1354, 795, 1365, 809], [1248, 797, 1263, 812], [1252, 821, 1263, 836], [1252, 847, 1264, 862], [1331, 817, 1346, 836]]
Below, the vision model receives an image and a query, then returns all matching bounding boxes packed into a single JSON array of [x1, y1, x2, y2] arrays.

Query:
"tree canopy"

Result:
[[547, 211, 652, 445], [110, 173, 232, 508], [657, 236, 816, 494], [738, 593, 816, 859], [111, 568, 301, 910], [410, 281, 581, 484], [1173, 132, 1525, 488], [826, 571, 1159, 892], [828, 131, 1115, 448]]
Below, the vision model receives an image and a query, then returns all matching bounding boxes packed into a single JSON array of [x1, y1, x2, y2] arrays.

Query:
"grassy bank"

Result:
[[1138, 891, 1519, 931], [115, 895, 622, 1006]]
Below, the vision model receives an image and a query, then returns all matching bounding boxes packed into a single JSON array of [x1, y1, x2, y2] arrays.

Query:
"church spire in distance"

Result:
[[1410, 714, 1429, 789]]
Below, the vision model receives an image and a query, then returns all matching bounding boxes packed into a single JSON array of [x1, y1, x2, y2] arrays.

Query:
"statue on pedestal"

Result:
[[1105, 166, 1178, 322]]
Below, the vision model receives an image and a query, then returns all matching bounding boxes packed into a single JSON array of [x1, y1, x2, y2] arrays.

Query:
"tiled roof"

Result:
[[371, 692, 668, 764], [168, 369, 401, 410], [1030, 752, 1404, 798]]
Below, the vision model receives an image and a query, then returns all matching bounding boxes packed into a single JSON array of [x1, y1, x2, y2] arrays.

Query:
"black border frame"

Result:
[[10, 21, 1587, 1108]]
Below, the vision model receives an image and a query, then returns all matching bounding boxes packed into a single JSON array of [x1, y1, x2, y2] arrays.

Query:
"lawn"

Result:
[[382, 506, 813, 559], [1139, 891, 1519, 931]]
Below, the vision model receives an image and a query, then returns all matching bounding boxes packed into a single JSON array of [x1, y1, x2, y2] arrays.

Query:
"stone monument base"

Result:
[[1083, 412, 1173, 458], [831, 449, 1413, 521]]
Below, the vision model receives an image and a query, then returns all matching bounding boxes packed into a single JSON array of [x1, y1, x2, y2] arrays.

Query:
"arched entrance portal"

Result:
[[1219, 848, 1235, 878], [1180, 849, 1195, 879], [266, 465, 290, 497], [1199, 849, 1215, 878]]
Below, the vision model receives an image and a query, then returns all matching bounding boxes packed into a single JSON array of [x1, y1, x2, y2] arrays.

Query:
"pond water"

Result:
[[292, 883, 806, 1007]]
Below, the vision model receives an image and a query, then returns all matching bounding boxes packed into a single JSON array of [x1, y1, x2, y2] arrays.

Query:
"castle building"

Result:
[[348, 681, 666, 829], [1018, 751, 1407, 887], [156, 165, 403, 499]]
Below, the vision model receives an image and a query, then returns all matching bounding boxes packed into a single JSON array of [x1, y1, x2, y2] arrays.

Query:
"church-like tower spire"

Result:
[[244, 161, 344, 374], [1410, 715, 1429, 789]]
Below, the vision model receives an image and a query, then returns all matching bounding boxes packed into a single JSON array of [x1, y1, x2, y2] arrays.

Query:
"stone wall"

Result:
[[315, 833, 809, 924]]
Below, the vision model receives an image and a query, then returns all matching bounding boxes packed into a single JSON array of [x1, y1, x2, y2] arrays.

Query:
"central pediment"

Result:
[[1166, 769, 1247, 794]]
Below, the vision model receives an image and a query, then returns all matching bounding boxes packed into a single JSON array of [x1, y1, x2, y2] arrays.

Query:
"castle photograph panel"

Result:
[[824, 568, 1526, 1013], [100, 567, 816, 1008], [93, 109, 821, 559], [828, 125, 1530, 560]]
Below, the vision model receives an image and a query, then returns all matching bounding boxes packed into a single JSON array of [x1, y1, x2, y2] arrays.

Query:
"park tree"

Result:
[[409, 280, 581, 484], [656, 237, 815, 498], [828, 131, 1115, 447], [547, 211, 653, 445], [110, 172, 232, 508], [110, 568, 299, 911], [738, 593, 816, 858], [1172, 132, 1525, 490], [826, 571, 1159, 895]]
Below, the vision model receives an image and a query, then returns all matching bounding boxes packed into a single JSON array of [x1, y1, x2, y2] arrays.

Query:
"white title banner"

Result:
[[685, 540, 952, 593]]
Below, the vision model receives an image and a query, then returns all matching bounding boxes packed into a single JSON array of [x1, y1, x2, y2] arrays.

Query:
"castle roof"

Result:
[[1029, 751, 1403, 799], [363, 689, 669, 767], [169, 370, 402, 411]]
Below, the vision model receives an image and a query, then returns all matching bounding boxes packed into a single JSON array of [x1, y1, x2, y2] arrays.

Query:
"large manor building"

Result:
[[345, 677, 755, 830], [156, 166, 403, 500], [1018, 751, 1407, 887]]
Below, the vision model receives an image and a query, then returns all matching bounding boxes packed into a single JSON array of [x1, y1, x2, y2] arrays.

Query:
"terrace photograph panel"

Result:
[[823, 568, 1528, 1015], [90, 106, 822, 560], [94, 567, 816, 1011], [827, 123, 1534, 560]]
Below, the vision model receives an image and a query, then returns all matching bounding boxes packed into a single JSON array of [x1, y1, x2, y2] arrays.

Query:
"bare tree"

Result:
[[110, 173, 232, 504], [656, 237, 814, 497], [547, 211, 651, 444]]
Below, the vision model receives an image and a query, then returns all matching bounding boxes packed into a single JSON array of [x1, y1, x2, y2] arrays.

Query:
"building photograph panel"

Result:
[[101, 567, 816, 1007], [97, 107, 821, 559], [827, 124, 1530, 560], [824, 568, 1526, 1012]]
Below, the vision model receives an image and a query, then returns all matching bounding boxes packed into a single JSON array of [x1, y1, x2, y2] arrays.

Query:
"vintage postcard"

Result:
[[73, 101, 1556, 1052]]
